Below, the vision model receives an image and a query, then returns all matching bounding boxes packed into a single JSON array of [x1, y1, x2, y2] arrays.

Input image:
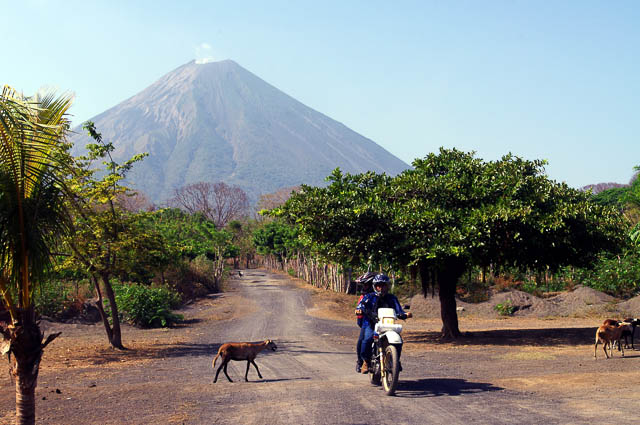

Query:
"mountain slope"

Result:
[[70, 60, 409, 203]]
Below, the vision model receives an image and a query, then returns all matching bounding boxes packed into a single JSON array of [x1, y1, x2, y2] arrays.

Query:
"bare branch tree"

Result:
[[116, 191, 155, 212], [172, 181, 249, 227], [257, 186, 301, 211]]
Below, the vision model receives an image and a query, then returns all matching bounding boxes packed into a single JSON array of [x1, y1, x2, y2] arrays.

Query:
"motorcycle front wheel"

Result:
[[369, 357, 381, 386], [382, 345, 399, 396]]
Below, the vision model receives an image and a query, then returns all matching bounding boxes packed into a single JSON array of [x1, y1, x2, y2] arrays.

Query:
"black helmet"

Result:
[[356, 271, 376, 284], [372, 273, 390, 295]]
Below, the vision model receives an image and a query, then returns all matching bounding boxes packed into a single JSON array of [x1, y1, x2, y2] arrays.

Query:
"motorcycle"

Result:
[[368, 307, 406, 396]]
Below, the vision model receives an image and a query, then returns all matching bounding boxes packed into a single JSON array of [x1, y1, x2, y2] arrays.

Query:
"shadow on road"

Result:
[[175, 318, 203, 326], [405, 327, 603, 347], [272, 339, 352, 356], [280, 348, 353, 355], [396, 378, 503, 398], [80, 338, 318, 365], [257, 377, 312, 383], [77, 342, 224, 365]]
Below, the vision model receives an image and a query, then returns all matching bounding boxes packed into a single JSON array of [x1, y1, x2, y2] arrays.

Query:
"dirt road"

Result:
[[0, 269, 638, 424]]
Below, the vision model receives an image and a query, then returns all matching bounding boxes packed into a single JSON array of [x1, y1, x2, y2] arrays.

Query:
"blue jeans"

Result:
[[359, 325, 376, 363], [356, 326, 366, 364]]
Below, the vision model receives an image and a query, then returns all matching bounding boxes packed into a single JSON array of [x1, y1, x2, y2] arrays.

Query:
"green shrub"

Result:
[[574, 251, 640, 298], [160, 256, 219, 301], [34, 280, 70, 317], [494, 301, 515, 316], [112, 283, 183, 328], [34, 280, 93, 319], [520, 276, 571, 297], [287, 268, 296, 277]]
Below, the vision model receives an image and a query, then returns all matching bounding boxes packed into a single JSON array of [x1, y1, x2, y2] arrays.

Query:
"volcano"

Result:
[[69, 60, 409, 203]]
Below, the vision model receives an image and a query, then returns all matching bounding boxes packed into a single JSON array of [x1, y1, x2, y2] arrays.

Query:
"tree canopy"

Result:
[[62, 121, 147, 349], [274, 148, 627, 338], [272, 169, 402, 268]]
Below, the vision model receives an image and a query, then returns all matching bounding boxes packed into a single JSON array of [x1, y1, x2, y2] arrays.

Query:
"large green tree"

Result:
[[63, 122, 147, 349], [394, 149, 626, 337], [0, 86, 73, 425]]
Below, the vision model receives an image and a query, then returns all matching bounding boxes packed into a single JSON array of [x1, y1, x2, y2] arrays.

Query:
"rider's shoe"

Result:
[[361, 361, 370, 374], [356, 362, 362, 373]]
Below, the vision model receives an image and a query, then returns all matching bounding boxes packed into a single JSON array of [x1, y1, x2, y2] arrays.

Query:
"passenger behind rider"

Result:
[[354, 272, 376, 373], [354, 273, 412, 374]]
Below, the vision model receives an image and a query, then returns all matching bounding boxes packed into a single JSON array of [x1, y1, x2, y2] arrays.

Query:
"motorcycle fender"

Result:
[[383, 331, 403, 345]]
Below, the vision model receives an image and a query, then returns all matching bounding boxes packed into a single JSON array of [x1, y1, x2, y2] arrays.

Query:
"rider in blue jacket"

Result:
[[355, 273, 411, 373]]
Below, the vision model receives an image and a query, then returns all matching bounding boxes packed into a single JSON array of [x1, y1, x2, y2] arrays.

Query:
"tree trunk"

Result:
[[12, 312, 40, 425], [91, 275, 114, 343], [418, 260, 433, 297], [3, 307, 60, 425], [101, 274, 125, 349], [419, 258, 465, 340], [15, 372, 36, 425], [409, 265, 417, 286], [88, 272, 125, 350], [438, 258, 466, 339], [438, 277, 461, 339]]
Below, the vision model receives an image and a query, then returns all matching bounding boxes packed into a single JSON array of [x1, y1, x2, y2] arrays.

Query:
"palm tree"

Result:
[[0, 85, 73, 425]]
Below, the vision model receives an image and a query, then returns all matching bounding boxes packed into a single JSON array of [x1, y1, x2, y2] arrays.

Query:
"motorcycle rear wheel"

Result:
[[382, 345, 399, 396]]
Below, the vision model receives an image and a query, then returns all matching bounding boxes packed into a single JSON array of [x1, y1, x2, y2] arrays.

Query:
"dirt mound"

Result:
[[472, 290, 556, 318], [616, 294, 640, 318], [408, 292, 443, 318], [410, 290, 554, 319], [409, 291, 487, 317], [545, 285, 619, 317], [411, 285, 627, 319]]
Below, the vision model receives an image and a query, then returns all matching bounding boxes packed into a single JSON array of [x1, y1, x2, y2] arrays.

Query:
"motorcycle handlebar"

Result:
[[356, 309, 412, 321]]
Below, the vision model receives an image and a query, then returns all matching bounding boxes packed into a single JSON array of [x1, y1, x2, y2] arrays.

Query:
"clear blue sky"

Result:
[[3, 0, 639, 188]]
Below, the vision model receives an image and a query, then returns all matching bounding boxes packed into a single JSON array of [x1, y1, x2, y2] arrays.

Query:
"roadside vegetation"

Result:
[[259, 149, 634, 339], [0, 86, 257, 424]]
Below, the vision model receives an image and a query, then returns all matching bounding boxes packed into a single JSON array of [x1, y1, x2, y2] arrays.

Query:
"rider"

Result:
[[355, 273, 411, 374], [354, 271, 376, 373]]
